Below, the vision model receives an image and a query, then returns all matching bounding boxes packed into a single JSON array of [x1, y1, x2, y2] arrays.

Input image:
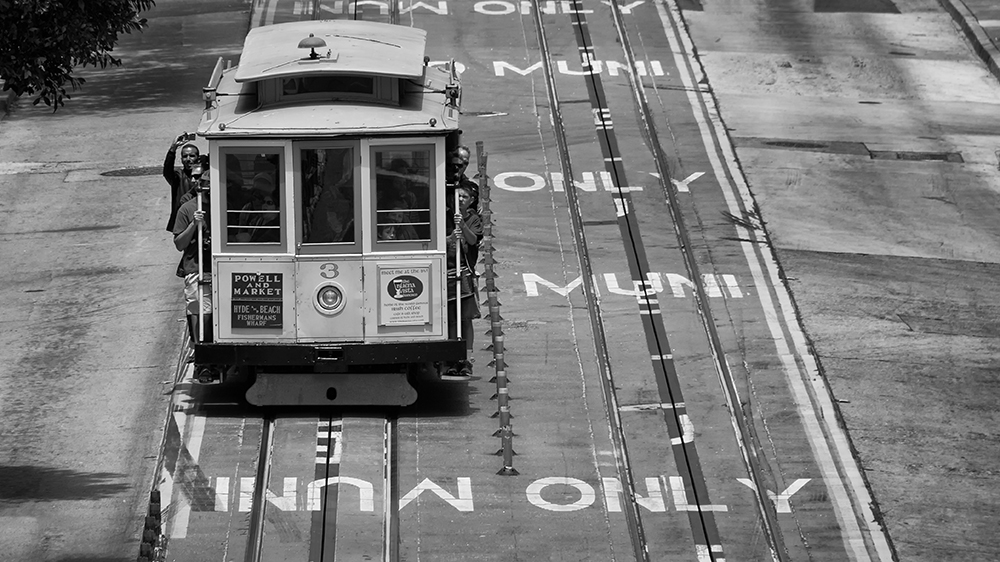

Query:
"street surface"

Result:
[[0, 1, 249, 560], [0, 0, 997, 560]]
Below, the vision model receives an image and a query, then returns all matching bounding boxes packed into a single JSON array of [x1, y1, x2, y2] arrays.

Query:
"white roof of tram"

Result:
[[234, 20, 428, 83]]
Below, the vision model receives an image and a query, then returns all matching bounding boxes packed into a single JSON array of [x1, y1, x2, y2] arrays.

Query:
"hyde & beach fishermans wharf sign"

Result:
[[232, 272, 283, 329]]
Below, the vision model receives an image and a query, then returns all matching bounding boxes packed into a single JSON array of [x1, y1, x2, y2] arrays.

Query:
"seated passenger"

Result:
[[226, 155, 253, 212], [305, 165, 354, 243], [377, 200, 419, 241], [236, 173, 280, 243], [377, 158, 418, 210]]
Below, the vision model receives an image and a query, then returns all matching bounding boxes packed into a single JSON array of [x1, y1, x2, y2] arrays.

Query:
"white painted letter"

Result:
[[493, 61, 544, 77], [603, 273, 664, 296], [557, 60, 603, 76], [661, 273, 694, 298], [350, 0, 389, 14], [522, 273, 587, 297], [702, 274, 723, 298], [214, 477, 229, 512], [722, 274, 743, 298], [400, 1, 447, 14], [495, 171, 547, 192], [306, 477, 374, 512], [601, 0, 644, 13], [476, 0, 516, 13], [526, 477, 596, 512], [668, 476, 728, 512], [602, 477, 666, 512], [735, 478, 810, 513], [670, 414, 694, 445], [399, 478, 474, 511], [550, 171, 598, 192], [267, 477, 298, 511], [520, 0, 557, 13]]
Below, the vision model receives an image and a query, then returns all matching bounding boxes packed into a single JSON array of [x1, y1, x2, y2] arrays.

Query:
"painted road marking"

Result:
[[521, 272, 743, 298], [316, 420, 343, 465], [159, 362, 212, 541], [170, 413, 206, 538], [602, 478, 666, 512], [671, 171, 705, 193], [399, 478, 474, 511], [190, 475, 811, 513], [493, 60, 665, 77], [668, 477, 729, 512], [669, 414, 694, 445], [736, 478, 811, 513]]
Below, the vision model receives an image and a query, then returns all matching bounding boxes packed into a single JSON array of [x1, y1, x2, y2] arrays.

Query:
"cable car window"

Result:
[[282, 76, 374, 96], [222, 150, 282, 246], [373, 147, 432, 245], [301, 147, 356, 245]]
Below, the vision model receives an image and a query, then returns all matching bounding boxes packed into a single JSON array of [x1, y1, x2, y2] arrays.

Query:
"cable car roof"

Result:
[[235, 20, 428, 83], [199, 63, 461, 137]]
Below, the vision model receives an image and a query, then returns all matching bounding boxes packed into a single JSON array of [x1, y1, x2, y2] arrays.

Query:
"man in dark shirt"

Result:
[[164, 133, 201, 231], [172, 170, 213, 343], [446, 145, 478, 199]]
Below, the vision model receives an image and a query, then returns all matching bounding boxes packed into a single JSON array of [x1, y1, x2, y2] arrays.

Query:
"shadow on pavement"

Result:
[[0, 465, 129, 502]]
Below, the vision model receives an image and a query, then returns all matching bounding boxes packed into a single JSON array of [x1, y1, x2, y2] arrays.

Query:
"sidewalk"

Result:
[[938, 0, 1000, 83]]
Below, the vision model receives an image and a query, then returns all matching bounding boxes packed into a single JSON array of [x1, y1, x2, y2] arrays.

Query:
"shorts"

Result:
[[184, 272, 213, 315]]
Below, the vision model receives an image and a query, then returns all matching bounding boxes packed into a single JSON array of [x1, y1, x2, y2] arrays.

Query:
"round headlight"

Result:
[[317, 285, 344, 311]]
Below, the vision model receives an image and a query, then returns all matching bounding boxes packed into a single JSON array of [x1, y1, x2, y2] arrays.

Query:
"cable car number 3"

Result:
[[320, 263, 339, 279]]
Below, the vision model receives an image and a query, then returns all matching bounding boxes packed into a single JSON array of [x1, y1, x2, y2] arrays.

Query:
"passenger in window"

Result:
[[305, 153, 354, 243], [378, 200, 420, 241], [225, 155, 253, 213], [236, 173, 280, 243], [377, 158, 419, 210]]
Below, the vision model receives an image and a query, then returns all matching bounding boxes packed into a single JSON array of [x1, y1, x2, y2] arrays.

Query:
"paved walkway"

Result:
[[939, 0, 1000, 82]]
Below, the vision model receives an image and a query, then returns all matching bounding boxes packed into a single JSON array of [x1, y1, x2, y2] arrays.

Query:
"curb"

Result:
[[937, 0, 1000, 84]]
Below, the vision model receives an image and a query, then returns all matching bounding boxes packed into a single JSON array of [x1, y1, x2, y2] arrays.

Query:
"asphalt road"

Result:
[[687, 0, 1000, 558], [0, 1, 248, 560], [1, 0, 998, 559]]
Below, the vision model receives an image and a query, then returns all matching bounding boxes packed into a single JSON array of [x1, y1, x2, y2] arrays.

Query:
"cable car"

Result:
[[190, 19, 469, 406]]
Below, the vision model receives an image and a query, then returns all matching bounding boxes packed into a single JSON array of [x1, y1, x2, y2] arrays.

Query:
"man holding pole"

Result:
[[163, 132, 202, 231], [172, 164, 213, 344]]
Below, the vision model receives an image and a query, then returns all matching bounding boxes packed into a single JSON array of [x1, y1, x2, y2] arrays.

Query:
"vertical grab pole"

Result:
[[196, 184, 205, 344], [453, 190, 462, 350]]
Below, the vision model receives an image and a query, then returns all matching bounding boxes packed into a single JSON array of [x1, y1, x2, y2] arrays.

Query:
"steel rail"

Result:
[[602, 1, 789, 559], [527, 2, 651, 561], [561, 6, 725, 556], [314, 415, 340, 562], [244, 416, 276, 562], [383, 414, 400, 562]]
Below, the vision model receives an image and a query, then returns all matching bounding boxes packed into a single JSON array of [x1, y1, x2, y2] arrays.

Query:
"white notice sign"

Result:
[[379, 265, 431, 326]]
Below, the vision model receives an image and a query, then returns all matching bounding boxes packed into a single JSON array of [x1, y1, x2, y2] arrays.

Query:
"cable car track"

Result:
[[157, 405, 400, 562], [527, 0, 786, 559], [139, 0, 893, 559]]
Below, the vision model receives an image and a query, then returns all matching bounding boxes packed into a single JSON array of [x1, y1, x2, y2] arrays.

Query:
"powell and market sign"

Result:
[[232, 273, 283, 329]]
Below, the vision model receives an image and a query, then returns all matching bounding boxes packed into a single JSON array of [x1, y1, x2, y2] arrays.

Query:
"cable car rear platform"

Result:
[[194, 340, 466, 366], [193, 340, 467, 406]]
